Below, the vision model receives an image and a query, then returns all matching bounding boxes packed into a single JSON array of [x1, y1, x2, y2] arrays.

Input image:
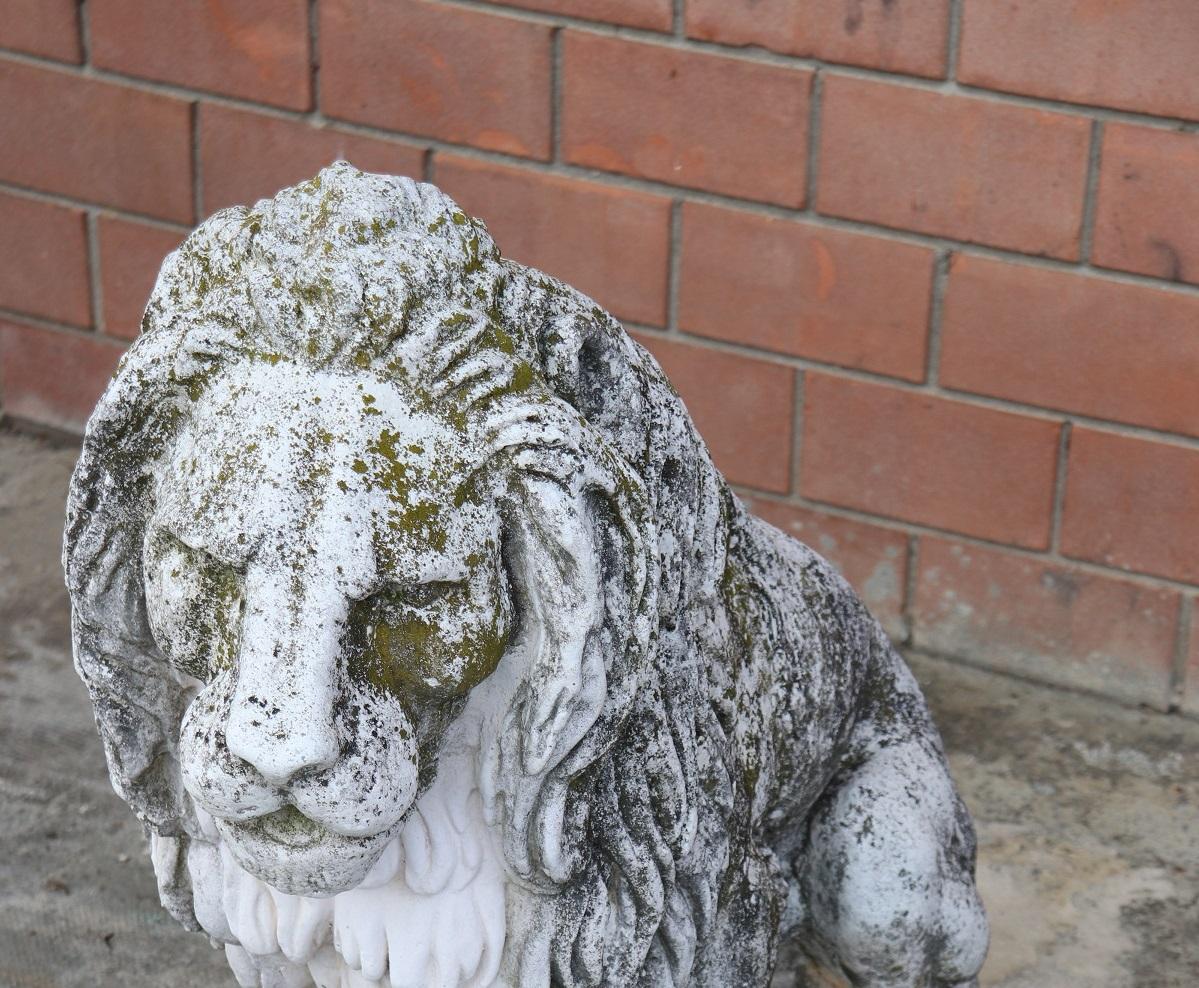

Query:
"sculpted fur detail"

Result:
[[64, 163, 987, 987]]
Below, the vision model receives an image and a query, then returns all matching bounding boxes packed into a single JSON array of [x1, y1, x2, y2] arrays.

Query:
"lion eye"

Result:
[[144, 529, 244, 682]]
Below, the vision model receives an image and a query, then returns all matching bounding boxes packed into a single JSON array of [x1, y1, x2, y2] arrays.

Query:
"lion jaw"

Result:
[[179, 748, 507, 988]]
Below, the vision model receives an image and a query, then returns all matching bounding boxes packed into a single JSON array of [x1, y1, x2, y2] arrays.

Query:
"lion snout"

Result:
[[222, 589, 345, 788], [225, 700, 340, 786]]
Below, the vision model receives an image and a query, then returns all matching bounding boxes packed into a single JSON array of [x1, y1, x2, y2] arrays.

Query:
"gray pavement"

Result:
[[1, 427, 1196, 987]]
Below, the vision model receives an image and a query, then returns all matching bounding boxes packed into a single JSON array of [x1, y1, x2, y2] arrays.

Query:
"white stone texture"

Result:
[[63, 163, 987, 987]]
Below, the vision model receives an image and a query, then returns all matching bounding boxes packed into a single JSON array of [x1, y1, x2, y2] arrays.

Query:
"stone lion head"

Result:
[[64, 164, 733, 987]]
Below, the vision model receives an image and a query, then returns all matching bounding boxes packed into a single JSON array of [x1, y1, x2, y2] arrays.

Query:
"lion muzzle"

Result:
[[176, 582, 422, 895]]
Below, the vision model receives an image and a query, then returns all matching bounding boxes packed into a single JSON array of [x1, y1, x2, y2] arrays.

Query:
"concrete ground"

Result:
[[1, 427, 1196, 988]]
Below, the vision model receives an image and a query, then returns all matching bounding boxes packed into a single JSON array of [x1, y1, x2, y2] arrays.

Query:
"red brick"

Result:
[[958, 1, 1199, 122], [914, 537, 1179, 709], [940, 255, 1199, 437], [801, 373, 1060, 548], [0, 193, 90, 328], [679, 203, 933, 381], [742, 496, 908, 638], [633, 334, 795, 493], [561, 33, 811, 206], [321, 0, 552, 159], [199, 105, 425, 214], [687, 0, 950, 78], [0, 0, 80, 62], [817, 76, 1090, 259], [90, 0, 311, 109], [487, 0, 671, 31], [0, 62, 192, 222], [1061, 428, 1199, 585], [436, 156, 670, 327], [1092, 124, 1199, 286], [97, 218, 185, 341], [0, 320, 125, 433]]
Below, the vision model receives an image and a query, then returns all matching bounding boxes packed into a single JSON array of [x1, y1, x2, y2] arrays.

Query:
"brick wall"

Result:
[[1, 1, 1197, 715]]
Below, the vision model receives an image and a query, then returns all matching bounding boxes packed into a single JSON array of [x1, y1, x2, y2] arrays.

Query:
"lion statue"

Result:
[[63, 163, 987, 988]]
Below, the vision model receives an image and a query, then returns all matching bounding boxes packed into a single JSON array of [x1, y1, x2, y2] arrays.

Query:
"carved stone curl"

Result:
[[64, 163, 987, 988]]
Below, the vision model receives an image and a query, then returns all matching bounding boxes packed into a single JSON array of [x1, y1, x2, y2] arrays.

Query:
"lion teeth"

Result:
[[343, 968, 382, 988], [203, 773, 505, 987], [188, 840, 234, 942], [268, 888, 316, 963], [383, 897, 432, 987], [400, 809, 431, 887], [270, 890, 300, 958], [415, 798, 456, 894], [236, 865, 280, 957], [358, 837, 402, 889], [306, 945, 341, 987], [217, 841, 281, 958], [332, 911, 359, 973], [333, 885, 391, 981], [474, 888, 504, 988], [255, 955, 311, 987], [357, 926, 389, 983], [296, 896, 338, 964], [225, 943, 262, 987], [441, 890, 482, 984], [221, 843, 246, 939]]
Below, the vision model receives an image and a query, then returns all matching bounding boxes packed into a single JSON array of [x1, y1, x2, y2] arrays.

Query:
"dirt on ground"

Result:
[[2, 428, 1196, 988]]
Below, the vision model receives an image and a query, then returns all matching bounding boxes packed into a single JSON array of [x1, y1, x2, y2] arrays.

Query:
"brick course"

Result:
[[1, 4, 1196, 713], [801, 374, 1060, 549], [958, 1, 1199, 122], [90, 0, 312, 109], [436, 156, 670, 327], [97, 218, 185, 341], [0, 193, 91, 328], [679, 203, 934, 381], [818, 75, 1091, 258], [561, 33, 812, 206], [199, 105, 426, 213], [0, 61, 193, 222], [0, 0, 80, 62], [1092, 124, 1199, 286], [488, 0, 671, 31], [1061, 429, 1199, 585], [914, 537, 1179, 709], [687, 0, 950, 78], [0, 321, 125, 433], [940, 254, 1199, 437], [321, 0, 553, 159]]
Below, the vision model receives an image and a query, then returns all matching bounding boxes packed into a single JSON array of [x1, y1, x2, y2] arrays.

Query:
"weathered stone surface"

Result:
[[62, 163, 987, 987], [4, 429, 1192, 986]]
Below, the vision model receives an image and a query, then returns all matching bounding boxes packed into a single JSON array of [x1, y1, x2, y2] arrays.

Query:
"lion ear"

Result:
[[502, 467, 605, 777], [485, 426, 657, 886]]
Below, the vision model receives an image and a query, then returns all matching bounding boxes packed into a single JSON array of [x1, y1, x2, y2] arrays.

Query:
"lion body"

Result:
[[64, 164, 986, 988]]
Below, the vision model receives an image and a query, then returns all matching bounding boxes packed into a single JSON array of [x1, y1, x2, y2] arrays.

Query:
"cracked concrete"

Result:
[[1, 428, 1196, 987]]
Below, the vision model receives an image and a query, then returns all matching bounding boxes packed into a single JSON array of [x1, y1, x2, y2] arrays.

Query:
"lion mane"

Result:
[[63, 163, 791, 987]]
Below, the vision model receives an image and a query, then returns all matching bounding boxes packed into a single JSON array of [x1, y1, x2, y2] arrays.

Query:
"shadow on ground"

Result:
[[2, 429, 1195, 987]]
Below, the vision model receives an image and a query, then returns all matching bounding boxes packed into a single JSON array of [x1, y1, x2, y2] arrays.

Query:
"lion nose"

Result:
[[224, 590, 342, 787], [226, 686, 340, 787]]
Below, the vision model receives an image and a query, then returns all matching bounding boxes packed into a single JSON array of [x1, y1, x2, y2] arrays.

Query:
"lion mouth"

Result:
[[213, 805, 399, 896], [243, 805, 327, 850]]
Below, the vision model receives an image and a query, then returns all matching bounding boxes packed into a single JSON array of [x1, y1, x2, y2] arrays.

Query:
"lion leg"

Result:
[[795, 737, 987, 988]]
